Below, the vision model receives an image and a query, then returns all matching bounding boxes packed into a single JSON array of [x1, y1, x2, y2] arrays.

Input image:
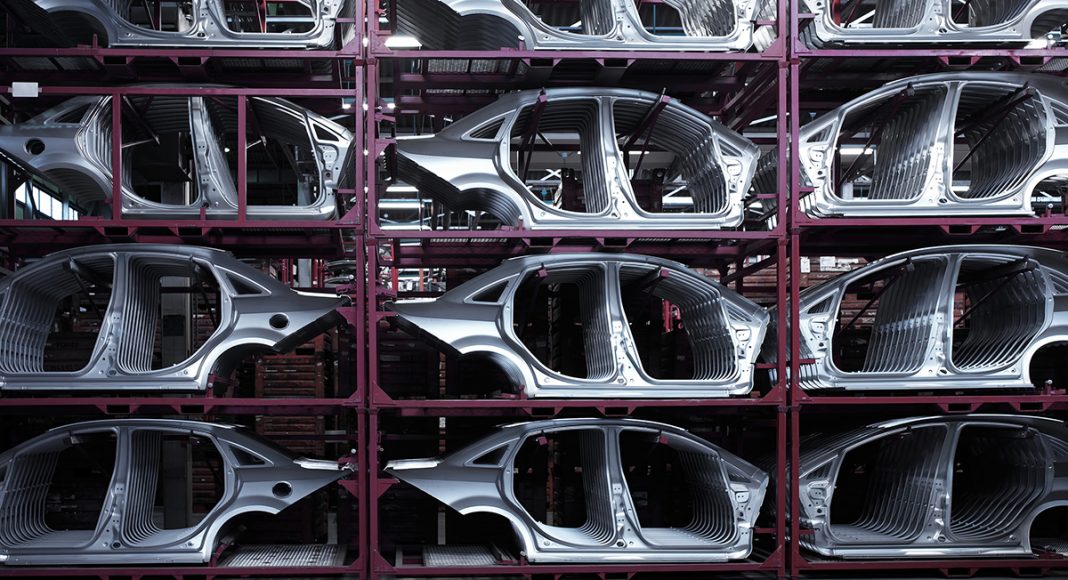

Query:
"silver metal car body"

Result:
[[802, 0, 1068, 47], [0, 244, 346, 391], [5, 0, 345, 48], [388, 253, 768, 398], [778, 244, 1068, 391], [0, 93, 353, 220], [798, 72, 1068, 218], [799, 414, 1068, 558], [394, 0, 775, 51], [395, 88, 759, 230], [386, 418, 768, 563], [0, 419, 352, 565]]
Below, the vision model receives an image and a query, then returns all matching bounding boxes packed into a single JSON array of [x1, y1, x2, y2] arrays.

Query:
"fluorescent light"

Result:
[[385, 35, 422, 49]]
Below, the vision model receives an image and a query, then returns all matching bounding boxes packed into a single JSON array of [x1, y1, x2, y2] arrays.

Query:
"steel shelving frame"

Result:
[[364, 0, 791, 577], [788, 4, 1068, 579], [0, 9, 370, 577], [4, 0, 1068, 578]]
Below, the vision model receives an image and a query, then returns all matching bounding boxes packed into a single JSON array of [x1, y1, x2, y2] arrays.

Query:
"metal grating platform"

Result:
[[218, 544, 347, 568], [422, 544, 500, 567]]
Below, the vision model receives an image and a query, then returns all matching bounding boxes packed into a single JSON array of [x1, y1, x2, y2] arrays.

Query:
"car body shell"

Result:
[[768, 244, 1068, 391], [798, 72, 1068, 218], [0, 419, 351, 565], [0, 93, 353, 220], [798, 414, 1068, 558], [395, 0, 775, 51], [0, 244, 347, 391], [395, 88, 759, 230], [386, 418, 768, 563], [388, 253, 768, 398], [802, 0, 1068, 47], [6, 0, 346, 48]]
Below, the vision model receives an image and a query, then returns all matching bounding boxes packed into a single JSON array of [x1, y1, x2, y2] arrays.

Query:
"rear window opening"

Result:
[[513, 429, 606, 536], [512, 266, 612, 380], [831, 86, 947, 202], [829, 426, 946, 544], [620, 429, 738, 546], [950, 256, 1047, 372], [950, 425, 1046, 542], [831, 258, 948, 374], [221, 1, 316, 34], [619, 264, 737, 382], [951, 84, 1047, 202]]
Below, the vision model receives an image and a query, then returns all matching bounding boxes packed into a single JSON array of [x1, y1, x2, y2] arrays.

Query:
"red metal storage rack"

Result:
[[0, 9, 369, 576], [364, 0, 791, 576], [788, 3, 1068, 578]]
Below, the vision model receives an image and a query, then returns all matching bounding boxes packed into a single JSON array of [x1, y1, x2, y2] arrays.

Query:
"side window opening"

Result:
[[471, 445, 508, 466], [832, 258, 948, 374], [829, 426, 947, 543], [513, 429, 608, 538], [619, 429, 739, 546], [511, 266, 613, 380], [229, 445, 268, 466], [124, 430, 226, 542], [469, 280, 508, 304]]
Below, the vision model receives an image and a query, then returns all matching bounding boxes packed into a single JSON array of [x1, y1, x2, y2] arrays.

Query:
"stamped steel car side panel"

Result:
[[798, 415, 1068, 558], [769, 244, 1068, 391], [0, 419, 351, 565], [0, 93, 353, 220], [388, 253, 768, 398], [386, 418, 768, 563], [0, 244, 346, 391], [395, 88, 759, 230], [394, 0, 776, 51], [802, 0, 1068, 47], [796, 72, 1068, 219], [5, 0, 346, 48]]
